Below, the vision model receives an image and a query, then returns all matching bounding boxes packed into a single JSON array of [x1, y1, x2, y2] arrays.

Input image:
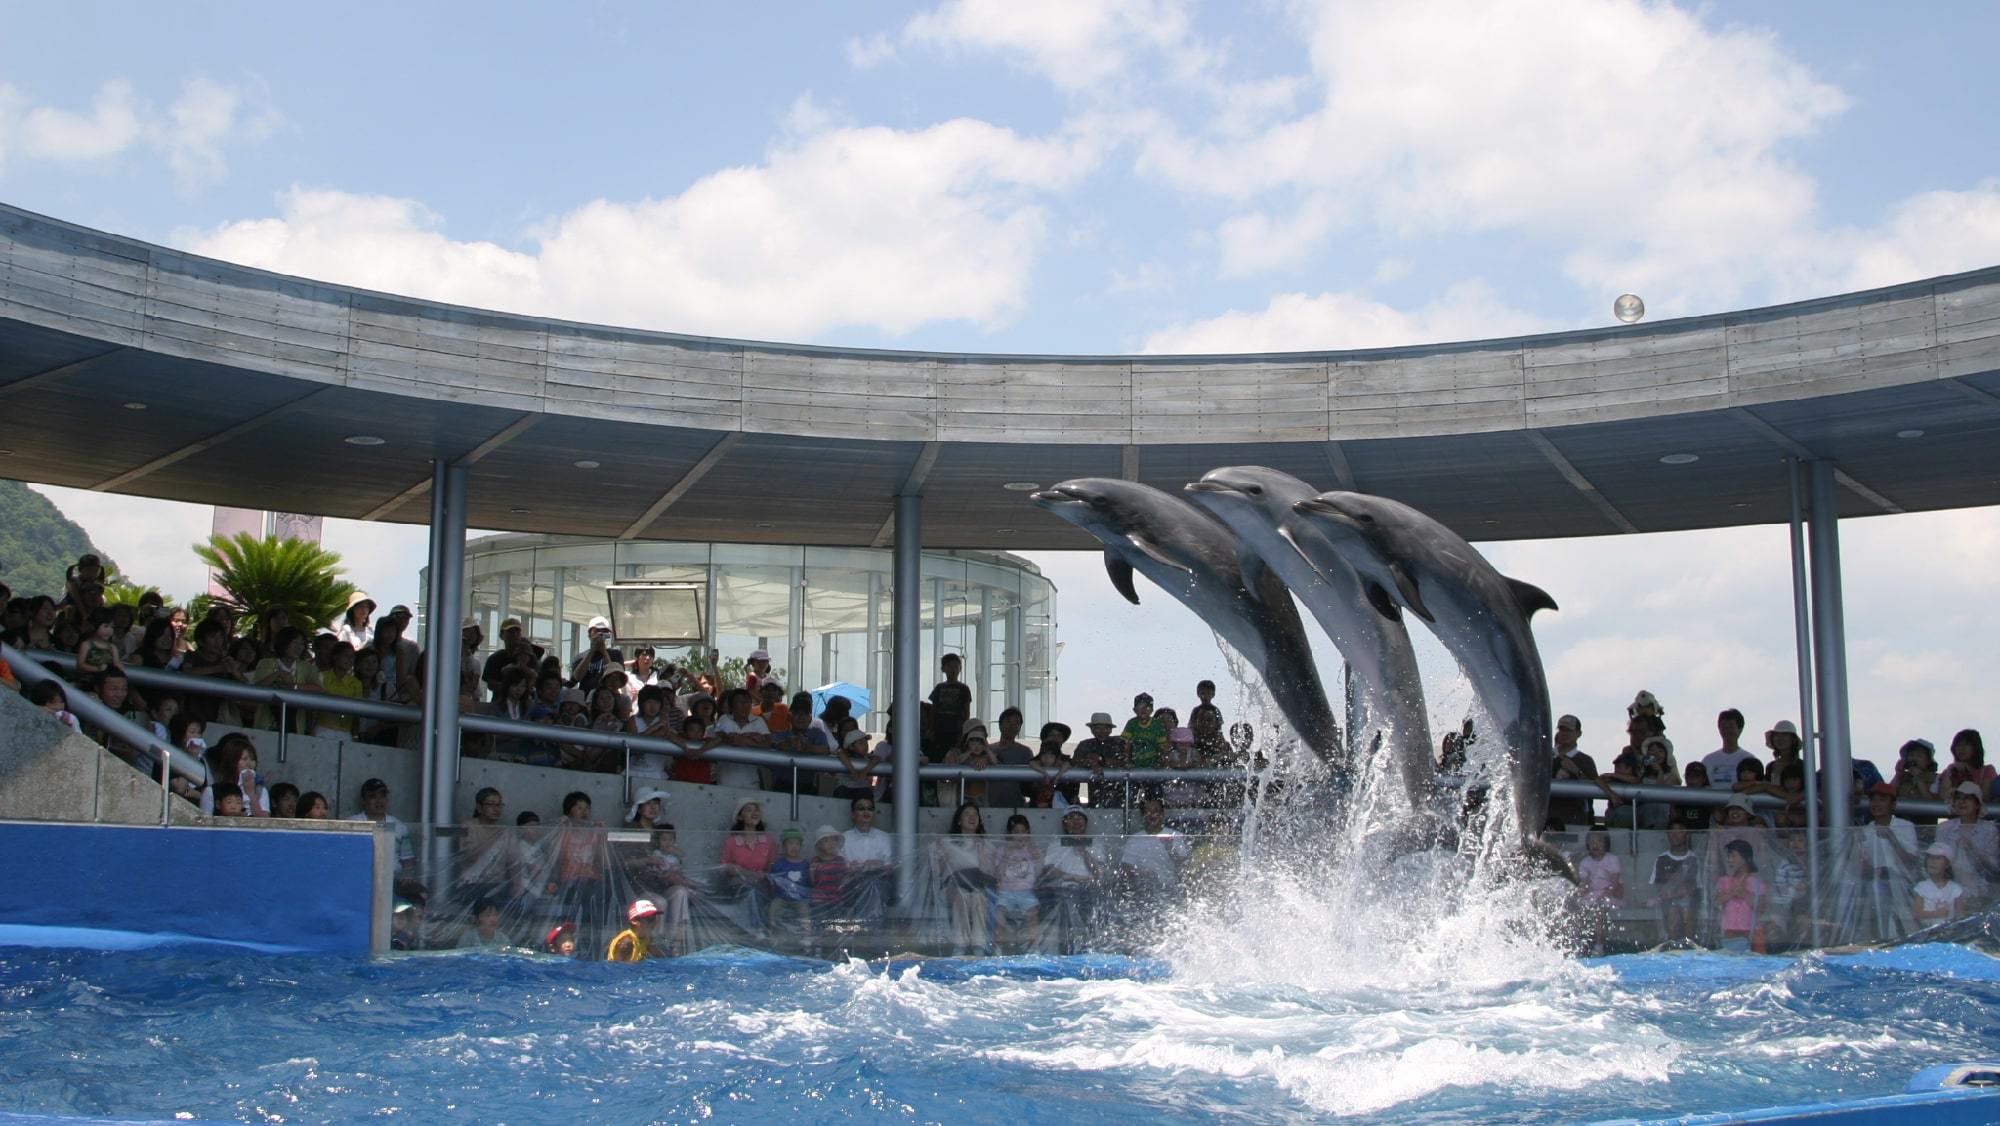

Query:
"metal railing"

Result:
[[12, 647, 1964, 825]]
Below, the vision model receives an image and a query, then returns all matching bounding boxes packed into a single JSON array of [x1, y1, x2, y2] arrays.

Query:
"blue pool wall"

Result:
[[0, 821, 386, 954]]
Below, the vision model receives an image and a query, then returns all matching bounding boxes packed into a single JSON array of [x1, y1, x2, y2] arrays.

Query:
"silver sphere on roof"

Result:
[[1613, 293, 1646, 324]]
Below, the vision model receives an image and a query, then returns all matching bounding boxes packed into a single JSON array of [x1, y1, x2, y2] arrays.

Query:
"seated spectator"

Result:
[[269, 782, 300, 819], [346, 777, 416, 872], [1044, 808, 1107, 952], [1119, 797, 1191, 896], [136, 618, 181, 672], [297, 791, 330, 819], [808, 826, 849, 934], [1650, 819, 1700, 945], [459, 898, 511, 950], [607, 898, 663, 962], [1714, 840, 1766, 953], [1935, 782, 2000, 908], [1031, 723, 1076, 808], [209, 782, 247, 817], [200, 734, 269, 816], [1073, 712, 1126, 808], [769, 692, 834, 794], [1575, 830, 1622, 956], [841, 796, 894, 923], [720, 799, 776, 935], [766, 829, 813, 942], [1939, 729, 1994, 801], [993, 813, 1043, 950], [1851, 783, 1920, 942], [27, 680, 82, 733], [632, 827, 694, 954], [315, 643, 362, 740], [1676, 762, 1713, 832], [932, 802, 993, 955], [624, 787, 669, 831]]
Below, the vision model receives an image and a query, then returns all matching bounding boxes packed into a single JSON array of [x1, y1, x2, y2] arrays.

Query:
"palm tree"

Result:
[[192, 533, 355, 637]]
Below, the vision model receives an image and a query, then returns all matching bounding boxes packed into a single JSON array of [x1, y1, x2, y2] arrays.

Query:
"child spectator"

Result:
[[1122, 693, 1170, 769], [209, 782, 246, 817], [75, 609, 124, 676], [1913, 845, 1966, 927], [543, 921, 579, 958], [1891, 739, 1940, 825], [767, 828, 813, 942], [28, 680, 82, 733], [994, 813, 1043, 950], [390, 897, 425, 951], [1575, 830, 1622, 956], [459, 898, 511, 949], [606, 898, 661, 963], [316, 643, 362, 739], [1935, 781, 2000, 908], [808, 825, 849, 934], [269, 782, 300, 819], [1769, 830, 1811, 948], [1715, 839, 1767, 953], [1650, 819, 1700, 945]]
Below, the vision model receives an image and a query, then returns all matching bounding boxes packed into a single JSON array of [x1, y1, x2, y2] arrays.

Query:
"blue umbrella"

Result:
[[810, 681, 872, 720]]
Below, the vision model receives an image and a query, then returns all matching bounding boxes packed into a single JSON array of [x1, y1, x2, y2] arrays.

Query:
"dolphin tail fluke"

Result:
[[1521, 839, 1580, 885], [1507, 578, 1558, 617], [1104, 551, 1141, 605]]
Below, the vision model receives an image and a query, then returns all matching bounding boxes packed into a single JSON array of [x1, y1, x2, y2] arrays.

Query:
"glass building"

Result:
[[438, 535, 1057, 729]]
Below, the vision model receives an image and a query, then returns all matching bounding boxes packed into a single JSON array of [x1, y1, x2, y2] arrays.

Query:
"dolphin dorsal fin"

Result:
[[1507, 578, 1558, 617], [1124, 533, 1193, 576], [1363, 580, 1402, 623], [1104, 550, 1141, 605]]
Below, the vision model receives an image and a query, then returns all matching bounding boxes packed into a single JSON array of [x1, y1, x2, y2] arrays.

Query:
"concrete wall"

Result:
[[0, 688, 199, 825]]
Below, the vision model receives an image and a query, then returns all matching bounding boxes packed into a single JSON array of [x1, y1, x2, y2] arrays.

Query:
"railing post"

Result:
[[892, 491, 923, 908], [275, 697, 289, 763], [420, 458, 469, 887]]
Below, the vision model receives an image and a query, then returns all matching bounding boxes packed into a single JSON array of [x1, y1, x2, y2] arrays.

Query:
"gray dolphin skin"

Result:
[[1292, 490, 1561, 859], [1030, 478, 1346, 774], [1184, 467, 1436, 813]]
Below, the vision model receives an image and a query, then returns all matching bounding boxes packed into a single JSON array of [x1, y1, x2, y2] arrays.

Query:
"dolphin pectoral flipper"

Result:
[[1362, 580, 1402, 623], [1123, 533, 1194, 576], [1508, 578, 1558, 617], [1236, 548, 1270, 605], [1104, 551, 1142, 605], [1390, 563, 1434, 623]]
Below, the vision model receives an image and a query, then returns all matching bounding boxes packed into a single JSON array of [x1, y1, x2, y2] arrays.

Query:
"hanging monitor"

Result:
[[604, 583, 705, 645]]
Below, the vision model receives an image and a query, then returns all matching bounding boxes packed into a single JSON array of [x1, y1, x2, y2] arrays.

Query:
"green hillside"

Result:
[[0, 479, 120, 600]]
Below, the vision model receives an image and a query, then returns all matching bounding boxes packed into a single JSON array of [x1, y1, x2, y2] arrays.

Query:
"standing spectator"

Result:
[[334, 593, 377, 653], [712, 687, 771, 790], [1935, 782, 2000, 908], [1938, 729, 1994, 801], [1764, 721, 1804, 777], [570, 617, 624, 693], [770, 692, 835, 792], [1650, 819, 1700, 945], [1118, 797, 1190, 897], [1575, 830, 1623, 956], [1073, 712, 1126, 808], [942, 720, 996, 808], [1851, 783, 1920, 942], [1676, 762, 1713, 832], [1031, 722, 1077, 808], [251, 627, 322, 731], [1189, 679, 1222, 732], [75, 609, 124, 676], [740, 648, 772, 694], [1913, 845, 1967, 927], [1122, 693, 1170, 769], [1548, 714, 1596, 829], [481, 618, 532, 697], [1714, 840, 1767, 953], [927, 654, 973, 763], [987, 707, 1035, 808], [346, 778, 416, 872], [1701, 709, 1757, 789], [753, 680, 791, 730]]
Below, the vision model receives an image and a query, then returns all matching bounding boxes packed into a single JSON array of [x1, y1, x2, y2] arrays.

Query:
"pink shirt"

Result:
[[1579, 853, 1622, 904], [1716, 874, 1766, 934], [720, 833, 776, 873]]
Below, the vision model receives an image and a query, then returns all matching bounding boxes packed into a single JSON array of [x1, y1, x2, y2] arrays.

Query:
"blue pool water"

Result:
[[1, 939, 1996, 1124]]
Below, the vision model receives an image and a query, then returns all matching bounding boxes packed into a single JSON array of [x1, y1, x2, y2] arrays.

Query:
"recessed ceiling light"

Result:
[[1659, 453, 1699, 465], [755, 522, 776, 529], [0, 448, 12, 456], [1001, 482, 1041, 492], [1730, 502, 1750, 509], [122, 401, 147, 410], [573, 459, 601, 469], [1613, 293, 1646, 324], [1895, 429, 1924, 439], [343, 434, 386, 447], [508, 506, 530, 515], [997, 527, 1016, 535], [1482, 519, 1499, 525]]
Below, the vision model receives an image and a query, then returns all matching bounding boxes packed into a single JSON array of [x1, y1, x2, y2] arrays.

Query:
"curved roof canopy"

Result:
[[2, 203, 1998, 549]]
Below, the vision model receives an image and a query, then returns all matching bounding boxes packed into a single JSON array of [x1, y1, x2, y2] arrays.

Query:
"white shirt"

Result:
[[335, 621, 373, 653], [1859, 817, 1919, 874], [1046, 839, 1106, 882], [843, 826, 893, 866], [1914, 878, 1964, 916], [1119, 829, 1190, 886], [711, 715, 770, 788], [1701, 748, 1758, 788], [347, 811, 415, 866]]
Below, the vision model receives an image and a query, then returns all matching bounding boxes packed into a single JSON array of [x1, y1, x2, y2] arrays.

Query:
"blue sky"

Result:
[[6, 1, 1999, 773]]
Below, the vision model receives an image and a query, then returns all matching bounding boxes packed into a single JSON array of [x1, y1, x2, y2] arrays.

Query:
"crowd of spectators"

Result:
[[5, 554, 1995, 958]]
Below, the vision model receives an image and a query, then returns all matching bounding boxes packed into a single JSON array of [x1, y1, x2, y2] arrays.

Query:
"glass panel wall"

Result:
[[443, 535, 1056, 731]]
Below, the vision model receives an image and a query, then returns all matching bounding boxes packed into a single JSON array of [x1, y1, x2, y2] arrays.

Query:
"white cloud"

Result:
[[184, 117, 1097, 340], [1141, 280, 1553, 353], [0, 75, 275, 187], [900, 0, 1203, 91], [845, 33, 897, 69]]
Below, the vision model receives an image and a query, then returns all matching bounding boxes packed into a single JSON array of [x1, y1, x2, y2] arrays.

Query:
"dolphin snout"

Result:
[[1029, 487, 1074, 504], [1294, 496, 1341, 516], [1183, 480, 1235, 495]]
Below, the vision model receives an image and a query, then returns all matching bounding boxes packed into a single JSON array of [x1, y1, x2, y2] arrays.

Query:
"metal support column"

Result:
[[891, 493, 923, 906], [419, 459, 469, 881], [1807, 461, 1853, 838], [1786, 460, 1822, 914], [974, 588, 992, 720]]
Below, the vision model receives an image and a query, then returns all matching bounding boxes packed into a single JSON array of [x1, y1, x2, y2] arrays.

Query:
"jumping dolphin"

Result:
[[1292, 490, 1562, 865], [1030, 478, 1346, 774], [1185, 467, 1435, 814]]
